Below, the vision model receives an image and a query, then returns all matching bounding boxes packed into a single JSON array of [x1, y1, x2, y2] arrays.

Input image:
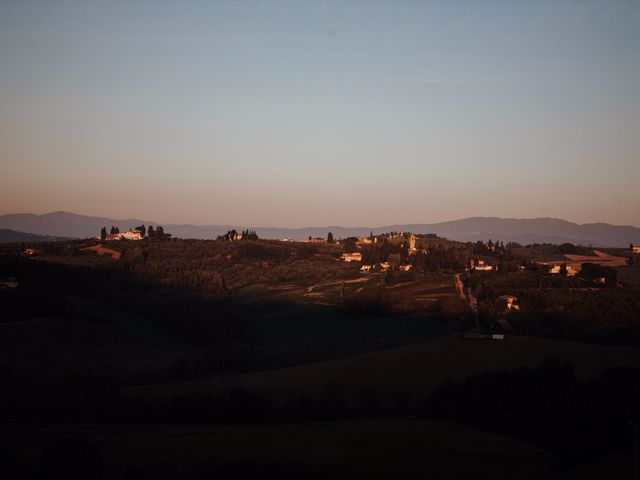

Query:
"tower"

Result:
[[409, 234, 416, 254]]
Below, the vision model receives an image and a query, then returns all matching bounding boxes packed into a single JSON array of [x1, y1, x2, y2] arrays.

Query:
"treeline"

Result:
[[217, 229, 259, 241], [4, 358, 639, 462], [7, 361, 638, 479], [423, 359, 640, 462]]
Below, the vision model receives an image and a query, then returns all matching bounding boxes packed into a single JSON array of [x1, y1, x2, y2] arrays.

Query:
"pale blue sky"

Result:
[[1, 0, 639, 226]]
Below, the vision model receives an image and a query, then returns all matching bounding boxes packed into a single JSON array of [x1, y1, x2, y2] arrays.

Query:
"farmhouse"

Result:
[[549, 264, 578, 277], [341, 252, 362, 262], [496, 295, 520, 313], [472, 259, 493, 271]]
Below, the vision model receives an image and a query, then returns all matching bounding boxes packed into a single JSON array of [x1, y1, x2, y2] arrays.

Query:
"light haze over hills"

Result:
[[1, 211, 639, 247]]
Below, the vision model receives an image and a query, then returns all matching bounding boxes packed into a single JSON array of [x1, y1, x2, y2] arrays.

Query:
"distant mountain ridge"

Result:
[[0, 211, 639, 247], [0, 228, 69, 243]]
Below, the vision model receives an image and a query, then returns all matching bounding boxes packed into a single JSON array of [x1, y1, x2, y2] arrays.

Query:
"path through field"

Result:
[[80, 244, 121, 259], [305, 277, 371, 295]]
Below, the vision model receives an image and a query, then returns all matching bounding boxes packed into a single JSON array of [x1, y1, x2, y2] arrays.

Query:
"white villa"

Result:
[[106, 230, 143, 241]]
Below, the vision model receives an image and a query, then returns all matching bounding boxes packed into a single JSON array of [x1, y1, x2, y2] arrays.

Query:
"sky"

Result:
[[1, 0, 639, 227]]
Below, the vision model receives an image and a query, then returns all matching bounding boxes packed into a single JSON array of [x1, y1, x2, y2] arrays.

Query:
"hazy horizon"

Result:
[[2, 1, 639, 227], [2, 209, 640, 230]]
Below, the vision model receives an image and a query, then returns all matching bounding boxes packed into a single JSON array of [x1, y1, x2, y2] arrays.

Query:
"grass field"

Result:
[[0, 315, 199, 386], [127, 334, 640, 402], [80, 244, 121, 260], [0, 419, 550, 479]]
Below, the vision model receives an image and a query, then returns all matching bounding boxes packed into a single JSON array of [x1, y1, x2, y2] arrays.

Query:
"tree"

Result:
[[327, 232, 334, 244], [135, 224, 146, 238], [110, 226, 117, 235], [159, 226, 171, 240], [343, 237, 357, 253], [100, 227, 107, 241], [147, 225, 155, 240], [387, 253, 401, 270], [559, 262, 568, 278], [156, 225, 171, 240]]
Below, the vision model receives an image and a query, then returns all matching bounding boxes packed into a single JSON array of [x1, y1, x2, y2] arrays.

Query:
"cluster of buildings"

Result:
[[105, 230, 144, 241], [548, 264, 579, 277], [341, 252, 362, 262]]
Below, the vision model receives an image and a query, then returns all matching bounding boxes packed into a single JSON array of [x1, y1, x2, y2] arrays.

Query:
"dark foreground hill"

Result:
[[1, 212, 639, 246]]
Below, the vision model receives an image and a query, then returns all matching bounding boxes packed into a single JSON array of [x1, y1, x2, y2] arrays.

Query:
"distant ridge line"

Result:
[[0, 212, 639, 247]]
